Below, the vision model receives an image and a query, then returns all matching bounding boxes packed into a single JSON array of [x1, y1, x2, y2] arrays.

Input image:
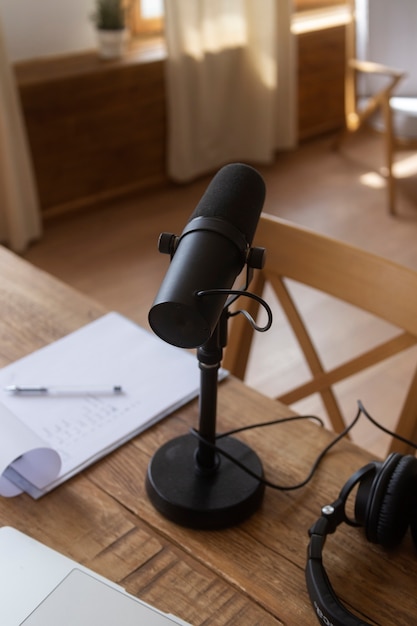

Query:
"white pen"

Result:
[[4, 384, 123, 395]]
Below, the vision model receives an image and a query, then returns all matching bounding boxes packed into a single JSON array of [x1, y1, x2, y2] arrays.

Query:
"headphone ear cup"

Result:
[[362, 454, 417, 549], [410, 495, 417, 550], [354, 462, 379, 526]]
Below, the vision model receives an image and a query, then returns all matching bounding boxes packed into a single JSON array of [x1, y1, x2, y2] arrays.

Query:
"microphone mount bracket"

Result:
[[158, 230, 266, 270]]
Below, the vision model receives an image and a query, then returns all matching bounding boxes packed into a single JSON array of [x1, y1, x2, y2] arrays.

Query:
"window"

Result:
[[129, 1, 350, 38], [130, 0, 164, 36]]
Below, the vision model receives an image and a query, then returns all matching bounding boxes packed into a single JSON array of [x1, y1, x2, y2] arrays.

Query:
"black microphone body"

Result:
[[148, 163, 266, 348], [146, 163, 267, 529]]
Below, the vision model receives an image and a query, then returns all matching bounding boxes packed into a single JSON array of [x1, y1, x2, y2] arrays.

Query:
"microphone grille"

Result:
[[190, 163, 266, 245]]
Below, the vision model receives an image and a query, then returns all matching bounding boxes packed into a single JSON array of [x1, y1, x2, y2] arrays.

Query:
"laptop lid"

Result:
[[0, 527, 189, 626], [21, 568, 185, 625]]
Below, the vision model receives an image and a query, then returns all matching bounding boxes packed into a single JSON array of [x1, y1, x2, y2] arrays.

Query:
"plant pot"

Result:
[[96, 29, 127, 59]]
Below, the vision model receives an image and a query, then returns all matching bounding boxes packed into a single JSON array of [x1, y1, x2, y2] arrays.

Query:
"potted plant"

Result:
[[91, 0, 129, 59]]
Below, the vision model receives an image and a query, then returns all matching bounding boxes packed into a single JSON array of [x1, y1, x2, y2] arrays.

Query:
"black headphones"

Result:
[[306, 452, 417, 626]]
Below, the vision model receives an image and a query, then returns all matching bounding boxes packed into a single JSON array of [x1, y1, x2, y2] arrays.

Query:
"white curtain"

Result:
[[0, 15, 41, 252], [164, 0, 296, 182]]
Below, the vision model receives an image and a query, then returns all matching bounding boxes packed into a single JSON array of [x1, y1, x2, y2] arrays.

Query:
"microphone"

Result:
[[146, 163, 268, 530], [148, 163, 266, 348]]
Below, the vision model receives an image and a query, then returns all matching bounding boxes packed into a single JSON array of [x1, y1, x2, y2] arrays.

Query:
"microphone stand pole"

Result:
[[146, 307, 265, 530], [194, 309, 227, 472]]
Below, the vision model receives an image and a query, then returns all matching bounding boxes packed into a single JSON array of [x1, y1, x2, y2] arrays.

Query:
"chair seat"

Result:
[[391, 97, 417, 139], [364, 96, 417, 140]]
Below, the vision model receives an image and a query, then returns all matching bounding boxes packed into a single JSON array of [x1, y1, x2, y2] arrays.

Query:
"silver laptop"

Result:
[[0, 527, 190, 626]]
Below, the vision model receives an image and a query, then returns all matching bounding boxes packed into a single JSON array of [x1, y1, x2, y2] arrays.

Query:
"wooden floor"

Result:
[[24, 129, 417, 457]]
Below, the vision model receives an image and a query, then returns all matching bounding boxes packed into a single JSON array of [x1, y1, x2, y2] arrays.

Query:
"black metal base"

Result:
[[145, 434, 265, 529]]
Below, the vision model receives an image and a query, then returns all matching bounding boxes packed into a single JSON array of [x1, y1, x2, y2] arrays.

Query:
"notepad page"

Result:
[[0, 312, 212, 495]]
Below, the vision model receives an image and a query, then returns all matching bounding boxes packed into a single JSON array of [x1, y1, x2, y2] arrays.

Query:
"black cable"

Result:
[[190, 408, 361, 491], [190, 401, 417, 492], [358, 399, 417, 450], [196, 288, 273, 332], [216, 414, 325, 438]]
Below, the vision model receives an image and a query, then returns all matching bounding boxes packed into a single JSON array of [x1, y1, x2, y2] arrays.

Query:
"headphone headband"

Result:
[[306, 464, 379, 626], [306, 512, 371, 626]]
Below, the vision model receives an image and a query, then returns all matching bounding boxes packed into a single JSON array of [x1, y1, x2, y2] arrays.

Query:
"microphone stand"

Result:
[[146, 306, 265, 530], [195, 308, 227, 472]]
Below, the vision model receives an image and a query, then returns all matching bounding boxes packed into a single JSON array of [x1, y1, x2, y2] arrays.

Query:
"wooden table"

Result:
[[0, 246, 415, 625]]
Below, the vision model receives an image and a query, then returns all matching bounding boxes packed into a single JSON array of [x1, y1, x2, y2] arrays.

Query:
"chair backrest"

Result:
[[339, 0, 405, 215], [344, 0, 405, 130], [223, 214, 417, 454]]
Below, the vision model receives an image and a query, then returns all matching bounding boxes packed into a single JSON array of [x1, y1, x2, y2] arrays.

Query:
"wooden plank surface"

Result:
[[87, 380, 417, 625], [0, 246, 416, 625]]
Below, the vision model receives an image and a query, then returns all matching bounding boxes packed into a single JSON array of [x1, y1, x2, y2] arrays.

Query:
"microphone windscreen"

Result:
[[189, 163, 266, 246]]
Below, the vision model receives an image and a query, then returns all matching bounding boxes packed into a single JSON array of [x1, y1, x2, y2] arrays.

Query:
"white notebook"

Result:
[[0, 527, 190, 626], [0, 312, 213, 498]]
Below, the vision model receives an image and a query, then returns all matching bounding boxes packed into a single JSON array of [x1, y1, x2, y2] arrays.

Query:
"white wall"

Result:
[[360, 0, 417, 96], [0, 0, 97, 62]]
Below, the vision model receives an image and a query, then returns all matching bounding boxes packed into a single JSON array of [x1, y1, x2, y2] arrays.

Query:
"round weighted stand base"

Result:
[[146, 433, 265, 529]]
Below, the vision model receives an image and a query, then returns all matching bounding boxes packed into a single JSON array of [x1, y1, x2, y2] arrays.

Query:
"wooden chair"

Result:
[[223, 214, 417, 455], [336, 0, 406, 215]]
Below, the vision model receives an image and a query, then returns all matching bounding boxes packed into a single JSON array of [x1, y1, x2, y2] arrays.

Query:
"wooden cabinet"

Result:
[[15, 45, 167, 216], [15, 27, 346, 216], [297, 25, 346, 140]]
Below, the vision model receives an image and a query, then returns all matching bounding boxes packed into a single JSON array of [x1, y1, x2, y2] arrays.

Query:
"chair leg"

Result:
[[389, 366, 417, 456], [382, 97, 396, 215], [223, 272, 265, 380]]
